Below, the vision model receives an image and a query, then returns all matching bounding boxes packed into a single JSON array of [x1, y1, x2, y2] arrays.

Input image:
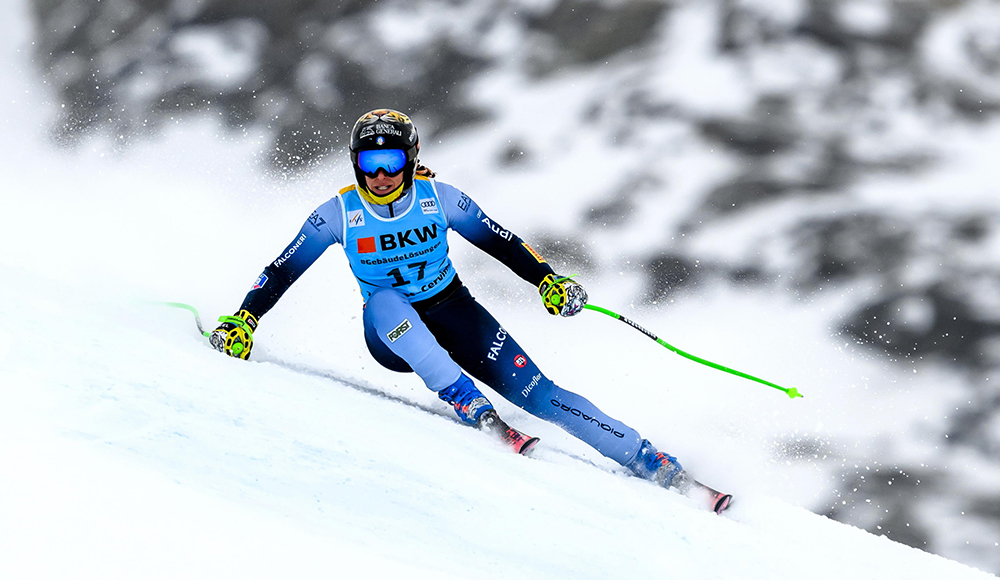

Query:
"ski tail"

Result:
[[478, 410, 539, 455]]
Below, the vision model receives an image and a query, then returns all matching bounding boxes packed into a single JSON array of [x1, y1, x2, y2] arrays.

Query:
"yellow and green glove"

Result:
[[210, 309, 258, 360], [538, 274, 588, 317]]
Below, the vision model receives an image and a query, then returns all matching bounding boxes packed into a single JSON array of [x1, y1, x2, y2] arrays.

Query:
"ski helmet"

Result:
[[350, 109, 420, 205]]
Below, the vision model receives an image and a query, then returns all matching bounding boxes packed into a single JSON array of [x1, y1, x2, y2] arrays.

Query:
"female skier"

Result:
[[211, 109, 729, 511]]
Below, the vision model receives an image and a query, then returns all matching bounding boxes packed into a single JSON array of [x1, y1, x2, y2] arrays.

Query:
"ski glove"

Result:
[[539, 274, 588, 317], [210, 309, 258, 360]]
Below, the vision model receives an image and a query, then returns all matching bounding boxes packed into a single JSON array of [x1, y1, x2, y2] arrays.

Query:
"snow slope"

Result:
[[0, 263, 995, 580]]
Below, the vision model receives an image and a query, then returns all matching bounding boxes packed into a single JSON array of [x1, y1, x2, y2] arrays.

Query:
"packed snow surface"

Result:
[[0, 264, 995, 580]]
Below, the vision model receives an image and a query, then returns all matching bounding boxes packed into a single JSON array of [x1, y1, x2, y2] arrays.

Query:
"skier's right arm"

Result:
[[211, 198, 343, 359]]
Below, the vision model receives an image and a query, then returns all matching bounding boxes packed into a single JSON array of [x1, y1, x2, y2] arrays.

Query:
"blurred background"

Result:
[[10, 0, 1000, 572]]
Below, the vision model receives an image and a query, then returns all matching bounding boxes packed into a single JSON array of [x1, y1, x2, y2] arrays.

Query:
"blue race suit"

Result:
[[239, 176, 644, 466]]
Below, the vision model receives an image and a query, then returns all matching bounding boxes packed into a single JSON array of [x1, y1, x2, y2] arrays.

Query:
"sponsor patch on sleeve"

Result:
[[522, 242, 546, 263], [252, 273, 268, 290], [308, 211, 327, 230], [387, 319, 412, 343]]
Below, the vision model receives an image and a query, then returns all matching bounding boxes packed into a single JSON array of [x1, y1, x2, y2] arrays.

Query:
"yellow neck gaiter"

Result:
[[359, 181, 405, 205]]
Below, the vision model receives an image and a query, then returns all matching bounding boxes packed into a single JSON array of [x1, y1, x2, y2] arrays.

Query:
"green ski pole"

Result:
[[583, 303, 802, 399], [161, 302, 211, 338], [160, 302, 254, 358]]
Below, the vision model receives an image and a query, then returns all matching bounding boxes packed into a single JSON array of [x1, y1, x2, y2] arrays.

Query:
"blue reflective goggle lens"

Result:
[[357, 149, 407, 177]]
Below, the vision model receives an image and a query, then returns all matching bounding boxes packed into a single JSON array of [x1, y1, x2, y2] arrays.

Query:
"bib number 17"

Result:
[[387, 261, 427, 287]]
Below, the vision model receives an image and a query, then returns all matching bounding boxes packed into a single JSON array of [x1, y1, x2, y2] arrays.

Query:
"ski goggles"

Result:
[[357, 148, 407, 177]]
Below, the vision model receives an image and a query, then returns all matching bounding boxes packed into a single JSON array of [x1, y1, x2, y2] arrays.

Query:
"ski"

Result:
[[687, 479, 733, 515], [477, 409, 540, 455]]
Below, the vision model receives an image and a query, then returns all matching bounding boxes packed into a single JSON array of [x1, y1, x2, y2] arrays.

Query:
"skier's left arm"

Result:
[[437, 181, 587, 316]]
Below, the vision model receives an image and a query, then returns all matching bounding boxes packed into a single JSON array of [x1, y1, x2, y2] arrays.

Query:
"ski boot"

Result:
[[627, 439, 690, 491], [437, 374, 494, 425], [438, 375, 539, 455], [627, 439, 733, 514]]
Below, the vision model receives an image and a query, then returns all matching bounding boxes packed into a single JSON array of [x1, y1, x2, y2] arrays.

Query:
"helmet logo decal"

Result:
[[359, 123, 403, 139], [358, 109, 411, 124], [376, 136, 384, 145]]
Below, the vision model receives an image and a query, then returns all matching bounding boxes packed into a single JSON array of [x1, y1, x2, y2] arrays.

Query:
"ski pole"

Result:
[[161, 303, 255, 355], [161, 302, 211, 337], [583, 303, 802, 399]]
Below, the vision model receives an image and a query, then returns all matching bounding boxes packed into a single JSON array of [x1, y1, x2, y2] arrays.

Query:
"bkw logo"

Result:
[[358, 224, 440, 253]]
